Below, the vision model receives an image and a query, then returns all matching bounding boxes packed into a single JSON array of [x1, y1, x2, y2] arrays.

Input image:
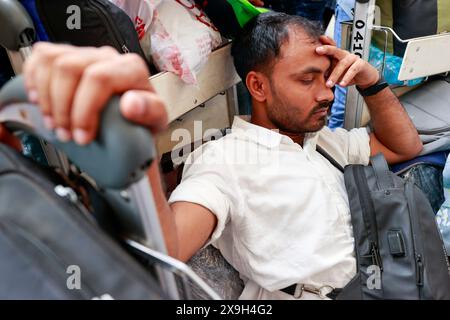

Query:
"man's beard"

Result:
[[267, 90, 332, 134]]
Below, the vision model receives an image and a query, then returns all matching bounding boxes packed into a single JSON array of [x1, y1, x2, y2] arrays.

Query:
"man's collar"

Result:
[[231, 116, 320, 151]]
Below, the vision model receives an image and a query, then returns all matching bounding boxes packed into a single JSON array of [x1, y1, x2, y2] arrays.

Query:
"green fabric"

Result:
[[438, 0, 450, 33], [373, 0, 394, 54], [227, 0, 269, 28]]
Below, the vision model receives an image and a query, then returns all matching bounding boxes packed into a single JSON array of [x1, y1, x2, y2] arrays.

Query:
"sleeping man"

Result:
[[7, 12, 421, 299]]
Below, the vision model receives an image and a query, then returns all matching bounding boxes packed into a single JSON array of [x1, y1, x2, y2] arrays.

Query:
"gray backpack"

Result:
[[317, 147, 450, 299]]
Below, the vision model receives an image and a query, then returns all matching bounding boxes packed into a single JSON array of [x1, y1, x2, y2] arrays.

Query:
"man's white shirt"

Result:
[[169, 116, 371, 299]]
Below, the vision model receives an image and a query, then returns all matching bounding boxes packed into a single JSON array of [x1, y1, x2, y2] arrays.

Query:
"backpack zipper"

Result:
[[404, 181, 426, 297], [354, 165, 383, 271], [87, 0, 130, 53], [416, 254, 424, 287]]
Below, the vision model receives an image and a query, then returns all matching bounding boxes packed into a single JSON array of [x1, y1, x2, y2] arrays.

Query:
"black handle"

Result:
[[370, 153, 395, 190], [0, 0, 35, 50], [0, 76, 156, 190]]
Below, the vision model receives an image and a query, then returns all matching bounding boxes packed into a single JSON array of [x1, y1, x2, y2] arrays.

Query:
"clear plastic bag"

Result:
[[149, 0, 222, 84]]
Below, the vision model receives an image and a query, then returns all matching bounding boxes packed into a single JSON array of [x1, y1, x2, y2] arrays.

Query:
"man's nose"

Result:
[[315, 83, 334, 104]]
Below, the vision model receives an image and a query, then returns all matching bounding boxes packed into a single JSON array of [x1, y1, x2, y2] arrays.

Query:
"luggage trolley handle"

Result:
[[0, 76, 182, 299], [0, 76, 157, 190]]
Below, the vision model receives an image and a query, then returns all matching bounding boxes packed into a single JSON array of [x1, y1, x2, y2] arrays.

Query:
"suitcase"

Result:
[[400, 76, 450, 156]]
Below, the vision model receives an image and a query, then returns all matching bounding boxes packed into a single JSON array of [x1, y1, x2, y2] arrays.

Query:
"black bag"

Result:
[[0, 48, 13, 89], [34, 0, 147, 59], [0, 144, 165, 299], [318, 147, 450, 299]]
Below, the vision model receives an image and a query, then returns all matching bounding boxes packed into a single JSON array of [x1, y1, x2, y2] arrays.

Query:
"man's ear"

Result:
[[245, 71, 269, 102]]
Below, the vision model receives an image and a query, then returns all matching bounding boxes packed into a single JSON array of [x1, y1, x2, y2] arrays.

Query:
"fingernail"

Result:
[[55, 128, 71, 142], [340, 81, 346, 86], [123, 92, 145, 116], [43, 116, 55, 130], [326, 80, 334, 87], [316, 46, 324, 53], [73, 129, 90, 145], [28, 89, 38, 103]]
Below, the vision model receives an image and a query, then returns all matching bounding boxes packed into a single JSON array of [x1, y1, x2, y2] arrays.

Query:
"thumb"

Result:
[[120, 90, 168, 134]]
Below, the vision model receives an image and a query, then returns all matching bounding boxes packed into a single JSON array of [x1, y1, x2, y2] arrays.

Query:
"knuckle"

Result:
[[99, 45, 119, 56], [344, 55, 355, 63], [83, 66, 109, 84], [34, 47, 54, 63], [351, 53, 360, 61], [53, 57, 79, 74]]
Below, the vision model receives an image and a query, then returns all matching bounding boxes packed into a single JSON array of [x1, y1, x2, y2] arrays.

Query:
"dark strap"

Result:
[[370, 153, 395, 190], [280, 284, 296, 296], [316, 145, 345, 173], [280, 284, 342, 299]]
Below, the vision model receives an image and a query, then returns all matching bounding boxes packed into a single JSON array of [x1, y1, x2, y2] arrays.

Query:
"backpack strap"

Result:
[[316, 145, 344, 173], [370, 153, 395, 190]]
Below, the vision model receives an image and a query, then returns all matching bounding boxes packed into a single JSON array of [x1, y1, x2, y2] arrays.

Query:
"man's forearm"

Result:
[[146, 160, 179, 259], [364, 87, 423, 157]]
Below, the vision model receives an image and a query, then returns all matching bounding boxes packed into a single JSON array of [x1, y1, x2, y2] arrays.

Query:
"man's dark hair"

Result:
[[231, 12, 322, 83]]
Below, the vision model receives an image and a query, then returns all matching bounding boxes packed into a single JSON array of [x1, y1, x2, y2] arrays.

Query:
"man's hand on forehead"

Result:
[[315, 35, 379, 90]]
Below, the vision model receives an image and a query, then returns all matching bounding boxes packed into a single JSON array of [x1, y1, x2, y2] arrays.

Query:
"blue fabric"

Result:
[[399, 163, 445, 215], [328, 3, 351, 129], [20, 134, 48, 167], [436, 155, 450, 253], [19, 0, 49, 41], [395, 153, 448, 215], [391, 151, 449, 174], [292, 0, 336, 22], [368, 45, 424, 87]]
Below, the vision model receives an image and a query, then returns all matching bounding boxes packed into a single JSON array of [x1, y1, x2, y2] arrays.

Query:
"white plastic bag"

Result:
[[149, 0, 222, 84]]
